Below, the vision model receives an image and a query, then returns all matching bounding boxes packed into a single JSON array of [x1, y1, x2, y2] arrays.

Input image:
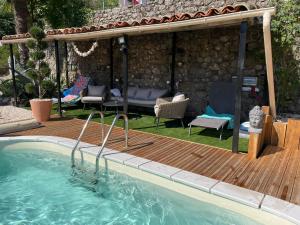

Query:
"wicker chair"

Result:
[[154, 97, 190, 128]]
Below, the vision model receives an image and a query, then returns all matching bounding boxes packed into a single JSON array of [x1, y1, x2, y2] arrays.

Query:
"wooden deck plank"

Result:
[[262, 144, 294, 197], [2, 117, 300, 205], [235, 146, 276, 189], [276, 145, 300, 202], [291, 148, 300, 205], [248, 146, 284, 192]]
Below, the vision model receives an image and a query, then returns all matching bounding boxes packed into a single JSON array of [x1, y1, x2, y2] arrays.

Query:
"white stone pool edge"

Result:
[[0, 135, 299, 225]]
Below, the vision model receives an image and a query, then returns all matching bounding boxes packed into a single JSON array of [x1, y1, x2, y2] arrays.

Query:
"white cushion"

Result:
[[154, 105, 159, 116], [172, 94, 185, 102], [81, 96, 103, 103]]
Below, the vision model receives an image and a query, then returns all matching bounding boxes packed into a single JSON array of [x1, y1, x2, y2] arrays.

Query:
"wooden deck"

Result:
[[3, 117, 300, 205]]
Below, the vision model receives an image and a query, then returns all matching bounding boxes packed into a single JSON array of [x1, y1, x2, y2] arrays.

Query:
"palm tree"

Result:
[[10, 0, 30, 65]]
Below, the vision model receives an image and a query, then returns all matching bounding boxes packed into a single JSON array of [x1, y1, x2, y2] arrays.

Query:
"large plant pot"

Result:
[[30, 99, 52, 122]]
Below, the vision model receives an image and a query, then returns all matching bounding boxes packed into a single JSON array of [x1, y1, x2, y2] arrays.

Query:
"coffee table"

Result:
[[103, 101, 123, 113], [188, 117, 229, 140]]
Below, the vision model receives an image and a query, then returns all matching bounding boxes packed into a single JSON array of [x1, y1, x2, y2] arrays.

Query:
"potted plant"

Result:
[[25, 26, 52, 122]]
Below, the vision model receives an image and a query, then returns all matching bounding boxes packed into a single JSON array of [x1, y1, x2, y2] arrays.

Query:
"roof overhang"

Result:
[[0, 7, 275, 44]]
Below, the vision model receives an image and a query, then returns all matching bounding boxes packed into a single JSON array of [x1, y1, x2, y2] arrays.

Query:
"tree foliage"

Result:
[[27, 0, 89, 29], [0, 0, 14, 37], [271, 0, 300, 112], [86, 0, 119, 10]]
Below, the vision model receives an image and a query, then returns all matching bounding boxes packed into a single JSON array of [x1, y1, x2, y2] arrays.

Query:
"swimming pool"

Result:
[[0, 139, 294, 225]]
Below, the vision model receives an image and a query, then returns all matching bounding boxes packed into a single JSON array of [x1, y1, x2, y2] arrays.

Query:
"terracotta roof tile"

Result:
[[2, 4, 252, 41]]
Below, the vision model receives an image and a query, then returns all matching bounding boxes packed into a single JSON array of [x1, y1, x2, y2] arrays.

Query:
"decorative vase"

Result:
[[30, 99, 52, 122]]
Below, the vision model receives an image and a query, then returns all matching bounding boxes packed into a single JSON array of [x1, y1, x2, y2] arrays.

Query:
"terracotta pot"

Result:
[[30, 99, 52, 122]]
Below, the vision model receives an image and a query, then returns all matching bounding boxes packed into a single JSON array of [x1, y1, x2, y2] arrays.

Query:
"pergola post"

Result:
[[9, 44, 18, 106], [263, 12, 276, 118], [170, 32, 177, 95], [232, 21, 248, 153], [55, 40, 62, 117], [64, 42, 70, 88], [110, 38, 114, 89], [119, 36, 128, 114]]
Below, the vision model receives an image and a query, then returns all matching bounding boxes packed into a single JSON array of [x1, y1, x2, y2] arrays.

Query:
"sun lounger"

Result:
[[188, 117, 228, 140], [189, 82, 236, 140]]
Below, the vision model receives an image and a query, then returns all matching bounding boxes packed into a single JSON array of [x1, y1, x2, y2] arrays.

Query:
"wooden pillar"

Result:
[[9, 44, 18, 106], [64, 42, 70, 88], [110, 38, 114, 89], [170, 32, 176, 95], [232, 21, 248, 153], [55, 40, 62, 117], [263, 12, 276, 118], [120, 36, 128, 114]]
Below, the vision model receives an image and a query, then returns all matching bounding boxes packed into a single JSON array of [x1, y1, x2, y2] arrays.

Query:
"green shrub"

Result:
[[26, 25, 51, 99]]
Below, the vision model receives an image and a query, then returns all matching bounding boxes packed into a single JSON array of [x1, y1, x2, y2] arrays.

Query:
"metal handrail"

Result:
[[95, 113, 128, 175], [71, 111, 105, 168]]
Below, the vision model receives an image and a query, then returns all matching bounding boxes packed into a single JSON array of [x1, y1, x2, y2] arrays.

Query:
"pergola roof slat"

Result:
[[0, 7, 275, 44]]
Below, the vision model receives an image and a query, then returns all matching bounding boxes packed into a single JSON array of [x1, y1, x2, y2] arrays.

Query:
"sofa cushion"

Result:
[[110, 88, 121, 97], [128, 87, 137, 98], [172, 94, 185, 102], [128, 98, 156, 107], [81, 96, 104, 103], [88, 85, 105, 97], [149, 89, 168, 100], [135, 88, 151, 100]]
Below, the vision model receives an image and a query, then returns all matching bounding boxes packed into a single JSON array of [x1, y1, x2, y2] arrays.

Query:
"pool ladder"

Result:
[[71, 111, 128, 175]]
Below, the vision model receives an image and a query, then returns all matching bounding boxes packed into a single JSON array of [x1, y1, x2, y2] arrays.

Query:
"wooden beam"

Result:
[[55, 40, 62, 117], [0, 8, 276, 45], [170, 32, 176, 95], [110, 38, 114, 89], [9, 44, 18, 106], [232, 21, 248, 153], [263, 12, 276, 118]]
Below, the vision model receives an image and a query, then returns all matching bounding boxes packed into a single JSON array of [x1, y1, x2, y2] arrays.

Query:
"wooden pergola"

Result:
[[0, 7, 276, 153]]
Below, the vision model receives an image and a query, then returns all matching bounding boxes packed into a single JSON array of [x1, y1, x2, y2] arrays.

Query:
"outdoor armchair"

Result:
[[80, 85, 106, 109], [154, 96, 189, 128]]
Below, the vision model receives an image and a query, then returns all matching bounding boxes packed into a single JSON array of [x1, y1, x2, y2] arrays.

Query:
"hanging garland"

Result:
[[72, 41, 98, 57]]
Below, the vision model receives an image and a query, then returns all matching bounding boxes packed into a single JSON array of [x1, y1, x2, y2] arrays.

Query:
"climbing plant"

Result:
[[271, 0, 300, 112]]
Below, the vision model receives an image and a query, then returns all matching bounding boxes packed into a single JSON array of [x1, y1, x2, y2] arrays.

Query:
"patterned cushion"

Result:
[[69, 76, 90, 95]]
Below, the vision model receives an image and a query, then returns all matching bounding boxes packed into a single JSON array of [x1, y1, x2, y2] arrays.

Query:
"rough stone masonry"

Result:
[[62, 0, 299, 118]]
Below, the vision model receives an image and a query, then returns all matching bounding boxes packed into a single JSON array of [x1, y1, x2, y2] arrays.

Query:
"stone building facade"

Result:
[[62, 0, 299, 117]]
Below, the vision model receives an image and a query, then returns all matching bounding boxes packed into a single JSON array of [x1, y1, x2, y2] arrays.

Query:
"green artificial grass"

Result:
[[49, 105, 249, 153]]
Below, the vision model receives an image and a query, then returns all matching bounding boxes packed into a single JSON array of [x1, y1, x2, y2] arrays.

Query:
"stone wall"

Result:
[[65, 0, 299, 117], [76, 25, 268, 119]]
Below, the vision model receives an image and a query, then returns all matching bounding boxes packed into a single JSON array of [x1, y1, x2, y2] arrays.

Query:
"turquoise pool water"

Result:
[[0, 143, 262, 225]]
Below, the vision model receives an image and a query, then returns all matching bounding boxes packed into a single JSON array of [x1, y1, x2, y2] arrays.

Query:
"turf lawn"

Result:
[[49, 105, 249, 153]]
